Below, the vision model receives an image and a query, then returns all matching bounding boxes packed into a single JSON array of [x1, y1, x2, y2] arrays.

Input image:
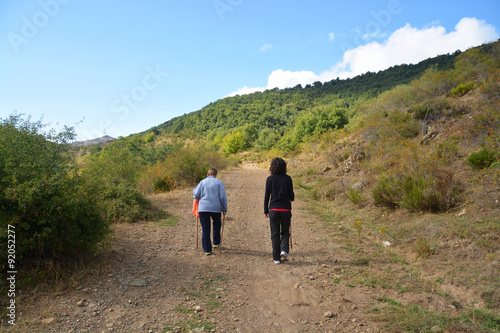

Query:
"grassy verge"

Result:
[[293, 175, 500, 332]]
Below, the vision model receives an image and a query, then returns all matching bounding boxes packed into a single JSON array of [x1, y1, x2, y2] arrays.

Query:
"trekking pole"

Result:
[[290, 218, 293, 250], [219, 213, 225, 255], [193, 199, 199, 250]]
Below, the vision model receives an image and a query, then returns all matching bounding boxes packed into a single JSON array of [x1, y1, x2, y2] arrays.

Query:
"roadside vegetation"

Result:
[[1, 40, 499, 331]]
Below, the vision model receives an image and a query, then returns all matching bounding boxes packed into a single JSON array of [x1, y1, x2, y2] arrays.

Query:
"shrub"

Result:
[[166, 144, 233, 185], [144, 131, 156, 143], [137, 161, 172, 194], [372, 144, 457, 212], [221, 131, 245, 154], [255, 128, 279, 151], [450, 82, 475, 97], [346, 188, 364, 205], [154, 176, 175, 193], [372, 176, 399, 208], [373, 171, 455, 212], [467, 148, 497, 169], [0, 114, 109, 263], [98, 181, 155, 223], [408, 104, 430, 120]]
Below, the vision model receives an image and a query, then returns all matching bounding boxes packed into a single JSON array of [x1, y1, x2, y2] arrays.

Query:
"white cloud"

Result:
[[331, 17, 499, 78], [225, 85, 266, 97], [328, 32, 335, 41], [267, 69, 318, 89], [227, 17, 499, 96], [259, 43, 273, 52]]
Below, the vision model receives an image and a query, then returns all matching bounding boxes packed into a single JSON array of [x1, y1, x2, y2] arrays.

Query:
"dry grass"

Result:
[[288, 89, 500, 331]]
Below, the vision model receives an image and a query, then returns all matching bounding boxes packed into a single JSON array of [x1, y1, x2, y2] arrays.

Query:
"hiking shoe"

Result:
[[205, 252, 212, 256], [274, 260, 281, 264], [213, 244, 220, 248], [280, 251, 289, 262]]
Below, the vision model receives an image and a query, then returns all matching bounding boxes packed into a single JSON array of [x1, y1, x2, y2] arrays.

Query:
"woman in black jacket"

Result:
[[264, 158, 295, 264]]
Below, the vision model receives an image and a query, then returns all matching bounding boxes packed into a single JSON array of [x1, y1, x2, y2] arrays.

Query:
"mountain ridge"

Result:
[[73, 135, 115, 146]]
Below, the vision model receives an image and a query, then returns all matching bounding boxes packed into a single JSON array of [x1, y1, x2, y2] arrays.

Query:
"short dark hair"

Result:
[[269, 158, 287, 175], [207, 168, 217, 176]]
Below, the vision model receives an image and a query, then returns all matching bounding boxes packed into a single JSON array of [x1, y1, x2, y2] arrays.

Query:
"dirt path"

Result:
[[11, 164, 378, 332]]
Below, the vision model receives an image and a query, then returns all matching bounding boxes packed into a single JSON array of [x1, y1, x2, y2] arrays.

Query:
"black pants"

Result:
[[199, 212, 221, 253], [269, 210, 291, 261]]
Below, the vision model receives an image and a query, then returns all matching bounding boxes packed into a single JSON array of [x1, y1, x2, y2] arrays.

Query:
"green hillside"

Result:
[[156, 52, 458, 139]]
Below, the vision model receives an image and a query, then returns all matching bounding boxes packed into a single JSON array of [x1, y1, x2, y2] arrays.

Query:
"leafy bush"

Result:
[[294, 106, 348, 138], [373, 171, 456, 212], [388, 111, 420, 138], [408, 104, 430, 120], [166, 144, 234, 185], [154, 176, 175, 193], [80, 141, 157, 223], [467, 148, 497, 169], [98, 182, 156, 223], [255, 128, 279, 151], [372, 176, 399, 208], [346, 188, 364, 205], [450, 82, 475, 97], [137, 161, 172, 194], [0, 114, 109, 263], [221, 131, 245, 154], [144, 131, 156, 143], [372, 144, 457, 212]]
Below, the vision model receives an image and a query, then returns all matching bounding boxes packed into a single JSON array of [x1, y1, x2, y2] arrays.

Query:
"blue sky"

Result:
[[1, 0, 499, 140]]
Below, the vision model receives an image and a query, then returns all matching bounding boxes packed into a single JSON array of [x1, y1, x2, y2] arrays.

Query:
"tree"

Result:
[[221, 131, 245, 154]]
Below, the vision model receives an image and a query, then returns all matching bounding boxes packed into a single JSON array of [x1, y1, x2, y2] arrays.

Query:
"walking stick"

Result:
[[219, 212, 225, 255], [290, 218, 293, 250], [193, 199, 199, 249], [196, 216, 199, 249]]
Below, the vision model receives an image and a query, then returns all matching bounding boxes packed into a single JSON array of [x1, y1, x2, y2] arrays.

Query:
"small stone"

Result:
[[293, 282, 302, 289], [41, 318, 56, 324], [430, 325, 442, 332], [351, 181, 363, 191], [323, 311, 335, 318], [194, 305, 203, 312], [77, 300, 85, 307], [130, 279, 147, 287]]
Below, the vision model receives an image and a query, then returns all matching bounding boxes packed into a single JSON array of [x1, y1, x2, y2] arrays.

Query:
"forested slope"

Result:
[[156, 52, 458, 138]]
